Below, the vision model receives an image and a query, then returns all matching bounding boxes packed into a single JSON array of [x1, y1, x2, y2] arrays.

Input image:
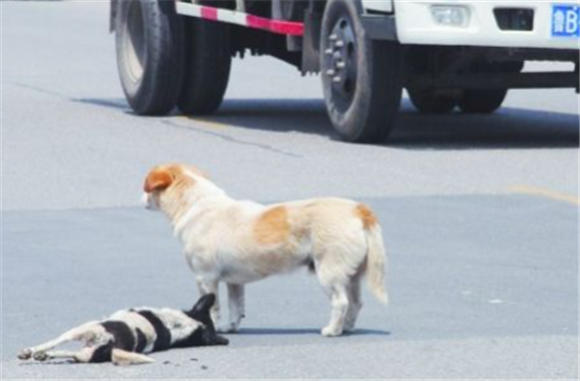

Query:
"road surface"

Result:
[[2, 1, 579, 379]]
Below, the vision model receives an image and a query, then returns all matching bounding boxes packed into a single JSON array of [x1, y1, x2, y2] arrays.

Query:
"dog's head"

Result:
[[185, 294, 229, 346], [141, 164, 208, 213]]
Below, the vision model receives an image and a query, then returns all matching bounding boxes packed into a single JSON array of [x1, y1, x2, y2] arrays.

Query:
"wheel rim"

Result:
[[323, 16, 358, 112], [122, 0, 146, 83]]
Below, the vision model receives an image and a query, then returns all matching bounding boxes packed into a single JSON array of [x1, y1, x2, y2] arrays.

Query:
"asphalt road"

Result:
[[2, 1, 579, 379]]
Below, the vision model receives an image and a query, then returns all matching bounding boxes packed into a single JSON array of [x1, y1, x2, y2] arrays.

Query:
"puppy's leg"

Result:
[[19, 322, 99, 361], [111, 349, 154, 366], [222, 283, 245, 333], [197, 278, 221, 325], [37, 347, 96, 363], [344, 275, 363, 332]]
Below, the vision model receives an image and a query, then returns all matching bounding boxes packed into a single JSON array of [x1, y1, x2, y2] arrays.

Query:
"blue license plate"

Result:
[[552, 4, 580, 38]]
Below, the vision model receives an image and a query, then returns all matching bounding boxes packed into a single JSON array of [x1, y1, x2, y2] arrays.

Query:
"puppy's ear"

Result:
[[191, 293, 216, 314], [144, 168, 173, 193]]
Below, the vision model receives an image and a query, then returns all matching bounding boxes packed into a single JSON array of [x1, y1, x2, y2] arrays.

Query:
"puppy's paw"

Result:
[[18, 348, 32, 360], [321, 325, 343, 337], [217, 323, 239, 334], [33, 351, 48, 362]]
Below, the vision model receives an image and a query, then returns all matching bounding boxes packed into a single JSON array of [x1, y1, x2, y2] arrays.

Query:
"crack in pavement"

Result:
[[161, 120, 303, 159], [8, 82, 70, 100], [9, 82, 303, 159]]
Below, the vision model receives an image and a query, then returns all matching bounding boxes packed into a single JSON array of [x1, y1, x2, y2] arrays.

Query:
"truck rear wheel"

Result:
[[408, 89, 459, 114], [272, 0, 308, 21], [458, 89, 508, 114], [116, 0, 184, 115], [458, 61, 524, 114], [177, 19, 232, 115], [321, 0, 403, 143]]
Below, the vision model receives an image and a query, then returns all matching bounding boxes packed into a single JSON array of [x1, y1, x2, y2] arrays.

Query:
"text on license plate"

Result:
[[552, 4, 580, 38]]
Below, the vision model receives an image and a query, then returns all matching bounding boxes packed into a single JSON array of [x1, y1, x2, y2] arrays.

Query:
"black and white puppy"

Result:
[[18, 294, 228, 366]]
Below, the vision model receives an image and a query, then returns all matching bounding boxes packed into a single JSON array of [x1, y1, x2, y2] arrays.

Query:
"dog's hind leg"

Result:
[[222, 283, 245, 333], [344, 275, 363, 332], [111, 349, 154, 366], [18, 322, 101, 361], [317, 273, 349, 337]]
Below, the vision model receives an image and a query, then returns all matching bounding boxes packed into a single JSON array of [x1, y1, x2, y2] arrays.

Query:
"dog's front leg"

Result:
[[223, 283, 245, 333], [197, 277, 220, 325]]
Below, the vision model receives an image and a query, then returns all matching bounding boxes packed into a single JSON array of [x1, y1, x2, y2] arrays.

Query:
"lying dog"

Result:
[[142, 164, 388, 337], [18, 294, 228, 365]]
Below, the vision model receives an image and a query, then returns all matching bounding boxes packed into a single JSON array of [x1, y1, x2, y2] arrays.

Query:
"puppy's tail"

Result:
[[364, 224, 389, 305], [112, 349, 154, 366]]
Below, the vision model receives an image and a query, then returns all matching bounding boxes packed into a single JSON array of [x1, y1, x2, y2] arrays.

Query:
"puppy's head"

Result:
[[185, 294, 229, 346], [141, 164, 207, 212]]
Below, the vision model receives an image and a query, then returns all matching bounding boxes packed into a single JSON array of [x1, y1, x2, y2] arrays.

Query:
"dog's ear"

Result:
[[191, 293, 216, 314], [144, 168, 173, 193]]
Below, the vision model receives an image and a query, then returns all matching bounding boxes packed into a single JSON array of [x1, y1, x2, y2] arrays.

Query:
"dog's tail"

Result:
[[358, 204, 388, 305], [111, 349, 154, 366]]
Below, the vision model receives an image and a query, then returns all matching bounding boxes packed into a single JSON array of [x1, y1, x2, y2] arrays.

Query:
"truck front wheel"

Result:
[[321, 0, 403, 143], [116, 0, 184, 115]]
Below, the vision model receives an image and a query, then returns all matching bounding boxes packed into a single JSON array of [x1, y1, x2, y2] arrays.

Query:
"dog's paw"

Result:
[[321, 325, 343, 337], [342, 324, 355, 333], [18, 349, 32, 360], [217, 323, 239, 334], [342, 319, 356, 332], [33, 351, 48, 362]]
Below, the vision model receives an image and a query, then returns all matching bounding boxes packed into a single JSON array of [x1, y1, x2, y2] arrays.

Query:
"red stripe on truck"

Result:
[[246, 15, 304, 36], [269, 19, 305, 36], [176, 2, 305, 36], [201, 6, 218, 21]]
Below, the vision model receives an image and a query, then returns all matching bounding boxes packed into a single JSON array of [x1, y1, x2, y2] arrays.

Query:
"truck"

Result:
[[110, 0, 580, 143]]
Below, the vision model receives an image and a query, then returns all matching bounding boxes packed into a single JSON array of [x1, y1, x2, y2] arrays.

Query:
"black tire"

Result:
[[458, 61, 524, 114], [272, 0, 308, 21], [458, 89, 508, 114], [115, 0, 184, 115], [321, 0, 403, 143], [177, 19, 232, 115], [408, 89, 459, 114]]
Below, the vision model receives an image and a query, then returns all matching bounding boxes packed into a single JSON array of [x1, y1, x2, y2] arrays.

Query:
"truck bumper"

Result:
[[394, 0, 580, 50]]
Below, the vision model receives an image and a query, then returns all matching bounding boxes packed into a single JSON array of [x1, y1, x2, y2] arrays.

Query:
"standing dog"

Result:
[[142, 164, 388, 337], [18, 294, 228, 365]]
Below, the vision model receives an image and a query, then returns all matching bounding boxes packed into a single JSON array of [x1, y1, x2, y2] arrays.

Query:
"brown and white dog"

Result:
[[142, 164, 388, 337]]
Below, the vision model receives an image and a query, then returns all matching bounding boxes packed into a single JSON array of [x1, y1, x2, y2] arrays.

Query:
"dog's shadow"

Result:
[[237, 328, 391, 336], [18, 360, 77, 366]]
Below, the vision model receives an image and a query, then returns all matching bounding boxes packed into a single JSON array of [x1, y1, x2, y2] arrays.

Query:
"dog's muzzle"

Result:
[[141, 193, 158, 210]]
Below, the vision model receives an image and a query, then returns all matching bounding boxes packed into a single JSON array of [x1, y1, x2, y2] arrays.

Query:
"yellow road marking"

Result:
[[182, 116, 228, 130], [509, 185, 580, 207]]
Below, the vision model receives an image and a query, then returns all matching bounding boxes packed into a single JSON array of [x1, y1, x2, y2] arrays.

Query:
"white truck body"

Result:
[[393, 0, 580, 50]]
